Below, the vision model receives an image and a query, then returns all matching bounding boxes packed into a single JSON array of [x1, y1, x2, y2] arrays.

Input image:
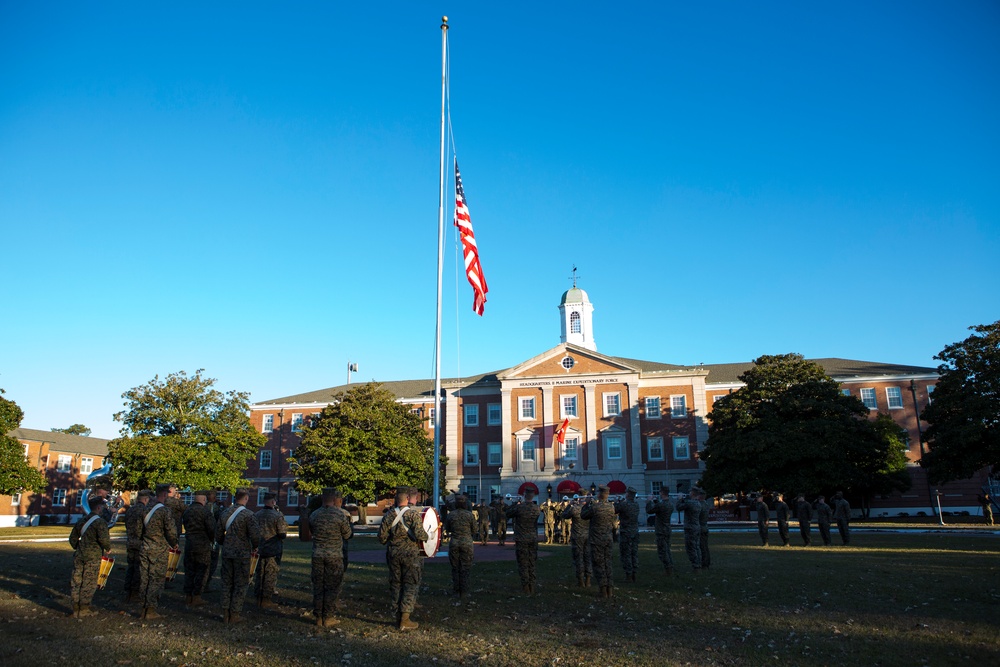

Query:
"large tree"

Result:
[[51, 424, 92, 437], [107, 370, 265, 491], [701, 354, 910, 498], [292, 382, 434, 504], [0, 389, 47, 495], [920, 320, 1000, 484]]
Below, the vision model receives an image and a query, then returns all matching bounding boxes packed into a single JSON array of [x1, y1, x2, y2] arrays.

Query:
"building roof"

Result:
[[258, 371, 504, 405], [560, 287, 589, 305], [700, 357, 938, 385], [11, 428, 111, 456]]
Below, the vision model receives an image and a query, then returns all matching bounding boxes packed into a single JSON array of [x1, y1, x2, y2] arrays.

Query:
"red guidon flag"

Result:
[[554, 418, 570, 446], [454, 159, 488, 315]]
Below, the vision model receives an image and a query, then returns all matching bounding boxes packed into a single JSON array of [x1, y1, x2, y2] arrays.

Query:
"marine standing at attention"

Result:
[[138, 484, 179, 620], [646, 487, 675, 575], [581, 485, 617, 598], [615, 487, 641, 582], [774, 493, 791, 547], [444, 494, 477, 601], [68, 496, 112, 618], [254, 492, 288, 609], [306, 488, 353, 627], [506, 488, 542, 594], [378, 489, 429, 631], [796, 494, 812, 546], [814, 495, 833, 546], [215, 489, 261, 624], [833, 491, 851, 545], [562, 495, 592, 587], [675, 489, 704, 573], [755, 496, 770, 547], [181, 490, 215, 607], [121, 490, 151, 603]]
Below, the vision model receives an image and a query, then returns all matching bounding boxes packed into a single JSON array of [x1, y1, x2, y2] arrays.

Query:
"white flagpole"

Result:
[[433, 16, 449, 510]]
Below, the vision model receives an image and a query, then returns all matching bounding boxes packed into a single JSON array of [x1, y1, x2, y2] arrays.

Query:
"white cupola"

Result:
[[559, 280, 596, 351]]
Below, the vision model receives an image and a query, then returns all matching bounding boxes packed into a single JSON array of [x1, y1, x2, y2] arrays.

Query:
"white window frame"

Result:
[[712, 394, 725, 404], [604, 392, 621, 417], [860, 388, 877, 410], [80, 457, 93, 475], [650, 481, 662, 495], [287, 487, 299, 506], [563, 436, 579, 462], [11, 492, 22, 505], [926, 385, 935, 403], [561, 395, 578, 418], [217, 490, 230, 505], [464, 443, 480, 466], [670, 395, 687, 419], [487, 403, 502, 426], [570, 311, 581, 334], [465, 485, 479, 504], [647, 436, 664, 461], [645, 396, 661, 419], [464, 404, 479, 427], [257, 488, 269, 505], [53, 488, 67, 506], [262, 414, 274, 433], [260, 450, 272, 470], [519, 397, 536, 420], [673, 436, 690, 460], [886, 387, 904, 409], [487, 442, 502, 466], [604, 433, 623, 460], [520, 436, 537, 462], [56, 454, 72, 473], [291, 413, 304, 433]]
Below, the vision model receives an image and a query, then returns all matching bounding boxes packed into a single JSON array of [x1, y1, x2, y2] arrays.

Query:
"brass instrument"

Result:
[[80, 463, 124, 528]]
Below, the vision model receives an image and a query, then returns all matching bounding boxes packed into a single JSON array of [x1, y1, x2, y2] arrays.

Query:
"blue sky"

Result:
[[2, 2, 998, 439]]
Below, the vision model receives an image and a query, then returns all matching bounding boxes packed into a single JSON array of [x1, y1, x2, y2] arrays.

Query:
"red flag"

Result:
[[454, 159, 488, 315], [554, 418, 570, 446]]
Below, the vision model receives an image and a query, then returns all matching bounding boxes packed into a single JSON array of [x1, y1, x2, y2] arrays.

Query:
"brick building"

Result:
[[247, 285, 988, 517], [1, 428, 110, 527]]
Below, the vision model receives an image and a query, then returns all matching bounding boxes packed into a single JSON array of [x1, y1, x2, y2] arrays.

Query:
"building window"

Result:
[[260, 450, 272, 470], [429, 408, 436, 426], [80, 457, 93, 475], [860, 388, 877, 410], [650, 481, 662, 495], [262, 414, 274, 433], [712, 394, 725, 404], [53, 488, 67, 506], [842, 388, 851, 397], [927, 385, 935, 403], [180, 490, 193, 505], [561, 395, 578, 418], [464, 404, 479, 427], [291, 413, 304, 433], [488, 403, 502, 425], [465, 485, 479, 504], [605, 433, 623, 460], [56, 454, 72, 473], [886, 387, 904, 409], [487, 442, 502, 466], [11, 492, 22, 505], [570, 311, 581, 334], [464, 444, 479, 465], [670, 395, 687, 419], [521, 438, 536, 462], [520, 397, 535, 420], [561, 356, 576, 370], [645, 396, 661, 419], [287, 487, 299, 506], [217, 491, 230, 505], [604, 393, 621, 417], [673, 437, 690, 460], [489, 484, 502, 499], [648, 436, 664, 461], [257, 488, 269, 505], [564, 437, 579, 462]]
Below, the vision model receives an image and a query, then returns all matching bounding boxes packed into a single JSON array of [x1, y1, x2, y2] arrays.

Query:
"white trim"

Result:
[[464, 404, 479, 427], [647, 436, 664, 461], [644, 396, 661, 419], [885, 387, 904, 409], [519, 397, 536, 421], [560, 394, 578, 418], [603, 392, 621, 417]]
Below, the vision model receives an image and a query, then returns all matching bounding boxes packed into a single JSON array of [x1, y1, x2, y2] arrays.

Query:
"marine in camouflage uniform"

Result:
[[216, 490, 262, 623], [490, 497, 507, 546], [698, 491, 711, 568], [505, 490, 541, 594], [444, 495, 477, 599], [205, 490, 223, 590], [121, 491, 151, 602], [562, 497, 591, 586], [308, 488, 353, 627], [540, 499, 557, 545], [814, 496, 833, 546], [833, 492, 851, 545], [615, 488, 641, 582], [646, 489, 675, 574], [138, 485, 179, 619], [378, 490, 429, 631], [559, 501, 572, 544], [796, 494, 813, 546], [68, 498, 112, 617], [254, 492, 288, 608], [163, 485, 186, 589], [476, 501, 490, 545], [774, 493, 791, 546], [181, 490, 215, 605], [581, 486, 617, 598], [755, 497, 770, 546], [674, 490, 703, 571]]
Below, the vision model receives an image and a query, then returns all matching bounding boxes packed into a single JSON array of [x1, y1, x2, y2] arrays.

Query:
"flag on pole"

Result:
[[554, 418, 570, 446], [454, 159, 488, 315]]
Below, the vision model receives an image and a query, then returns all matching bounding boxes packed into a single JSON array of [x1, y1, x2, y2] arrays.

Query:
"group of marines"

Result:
[[754, 491, 853, 547]]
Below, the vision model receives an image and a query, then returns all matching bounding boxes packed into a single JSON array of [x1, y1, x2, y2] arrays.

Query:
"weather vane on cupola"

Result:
[[569, 265, 579, 288]]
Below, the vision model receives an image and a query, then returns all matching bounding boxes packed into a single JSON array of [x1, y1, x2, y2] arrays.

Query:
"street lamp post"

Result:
[[909, 380, 936, 519]]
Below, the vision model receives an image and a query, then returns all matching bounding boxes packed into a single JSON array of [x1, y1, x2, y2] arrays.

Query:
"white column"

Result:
[[445, 388, 460, 488], [501, 389, 514, 475], [541, 386, 554, 472], [585, 385, 598, 471], [628, 381, 642, 471]]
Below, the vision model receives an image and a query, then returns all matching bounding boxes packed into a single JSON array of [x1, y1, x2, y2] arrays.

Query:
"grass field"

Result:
[[0, 530, 997, 667]]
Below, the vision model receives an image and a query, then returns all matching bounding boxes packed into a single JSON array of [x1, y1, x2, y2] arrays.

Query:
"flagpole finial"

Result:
[[442, 16, 449, 28]]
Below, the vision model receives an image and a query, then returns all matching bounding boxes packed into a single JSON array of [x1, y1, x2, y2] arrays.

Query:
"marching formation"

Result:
[[754, 491, 852, 547]]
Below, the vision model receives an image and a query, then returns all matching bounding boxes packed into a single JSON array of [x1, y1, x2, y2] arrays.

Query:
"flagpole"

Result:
[[433, 16, 448, 510]]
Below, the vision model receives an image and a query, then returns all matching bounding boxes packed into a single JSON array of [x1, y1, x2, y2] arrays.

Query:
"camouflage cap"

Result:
[[597, 485, 609, 493], [626, 486, 637, 495], [263, 492, 277, 502]]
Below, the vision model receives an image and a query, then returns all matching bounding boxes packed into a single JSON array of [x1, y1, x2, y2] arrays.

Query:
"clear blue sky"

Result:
[[2, 2, 998, 439]]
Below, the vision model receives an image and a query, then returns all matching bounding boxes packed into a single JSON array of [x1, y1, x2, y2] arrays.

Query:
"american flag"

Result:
[[454, 159, 488, 315]]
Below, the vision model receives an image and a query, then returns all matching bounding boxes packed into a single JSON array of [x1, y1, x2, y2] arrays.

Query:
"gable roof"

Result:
[[257, 370, 504, 405], [11, 428, 111, 457], [701, 357, 938, 385]]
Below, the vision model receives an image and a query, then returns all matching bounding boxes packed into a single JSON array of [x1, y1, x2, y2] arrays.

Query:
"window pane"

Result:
[[487, 442, 502, 465], [673, 437, 690, 459], [671, 396, 687, 418], [522, 439, 536, 461], [645, 397, 660, 419], [860, 388, 877, 409], [886, 387, 903, 409], [605, 393, 620, 416], [262, 414, 274, 433], [606, 435, 622, 459], [464, 404, 479, 426], [488, 403, 502, 425], [564, 437, 578, 461], [291, 413, 303, 432]]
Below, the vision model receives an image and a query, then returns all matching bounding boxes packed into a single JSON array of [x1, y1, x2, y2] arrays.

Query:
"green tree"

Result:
[[701, 354, 908, 498], [292, 382, 434, 503], [51, 424, 92, 437], [0, 389, 47, 495], [107, 370, 265, 491], [854, 413, 913, 517], [920, 320, 1000, 484]]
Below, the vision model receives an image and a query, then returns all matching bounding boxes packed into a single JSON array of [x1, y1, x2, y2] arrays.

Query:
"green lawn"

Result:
[[0, 531, 997, 666]]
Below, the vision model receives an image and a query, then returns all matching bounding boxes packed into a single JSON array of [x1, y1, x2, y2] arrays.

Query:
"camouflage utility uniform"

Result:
[[797, 498, 813, 546], [833, 496, 851, 545], [674, 496, 703, 570], [755, 499, 770, 546], [774, 498, 791, 546], [615, 497, 640, 580], [562, 501, 592, 585], [378, 505, 429, 618], [309, 505, 353, 621], [506, 499, 541, 592], [69, 510, 112, 610], [476, 502, 490, 545], [581, 498, 616, 594], [646, 495, 675, 573], [122, 501, 148, 598], [444, 508, 477, 597], [490, 499, 507, 546], [181, 500, 215, 599], [216, 505, 261, 618], [254, 505, 288, 603], [139, 502, 179, 612], [541, 501, 557, 545]]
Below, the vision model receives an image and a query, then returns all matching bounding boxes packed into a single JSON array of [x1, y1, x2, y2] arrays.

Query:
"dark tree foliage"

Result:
[[0, 389, 47, 495], [292, 382, 434, 502], [52, 424, 92, 437], [920, 320, 1000, 484], [701, 354, 910, 498]]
